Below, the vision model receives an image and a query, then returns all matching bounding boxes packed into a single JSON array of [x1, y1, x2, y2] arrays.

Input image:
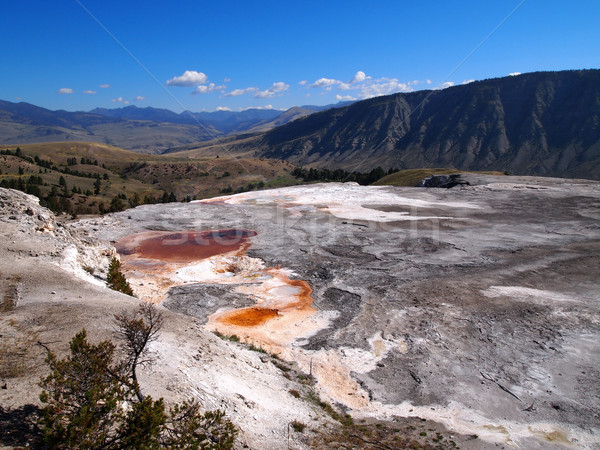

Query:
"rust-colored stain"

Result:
[[279, 278, 313, 311], [117, 229, 256, 262], [220, 307, 280, 326], [116, 228, 317, 333], [212, 273, 314, 329]]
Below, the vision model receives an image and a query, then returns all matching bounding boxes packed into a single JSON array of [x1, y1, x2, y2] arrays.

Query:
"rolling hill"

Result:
[[0, 142, 299, 215], [90, 105, 282, 133]]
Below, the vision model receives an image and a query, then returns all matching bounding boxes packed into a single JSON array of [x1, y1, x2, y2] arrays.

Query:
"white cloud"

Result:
[[508, 72, 521, 76], [99, 84, 110, 89], [239, 105, 275, 111], [216, 106, 232, 111], [310, 72, 371, 90], [310, 77, 341, 88], [58, 88, 74, 94], [222, 87, 259, 97], [224, 78, 231, 82], [166, 70, 208, 87], [436, 81, 455, 90], [426, 79, 432, 84], [83, 90, 97, 95], [270, 81, 289, 93], [298, 80, 308, 86], [462, 79, 475, 85], [135, 96, 146, 101], [336, 94, 356, 101], [111, 97, 129, 104], [254, 81, 290, 98], [358, 77, 412, 99], [308, 72, 415, 100], [254, 91, 273, 98], [350, 70, 367, 84], [193, 83, 226, 94]]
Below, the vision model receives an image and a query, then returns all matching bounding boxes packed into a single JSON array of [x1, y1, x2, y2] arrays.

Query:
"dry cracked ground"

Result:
[[1, 173, 599, 449]]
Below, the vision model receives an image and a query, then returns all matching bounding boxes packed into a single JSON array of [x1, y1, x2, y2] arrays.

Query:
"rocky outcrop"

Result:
[[0, 188, 59, 233], [0, 188, 115, 283], [417, 174, 470, 188]]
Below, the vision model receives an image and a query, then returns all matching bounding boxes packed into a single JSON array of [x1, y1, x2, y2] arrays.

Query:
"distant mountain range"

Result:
[[89, 105, 280, 133], [91, 103, 352, 134], [1, 70, 599, 179], [178, 70, 600, 179], [0, 100, 346, 153]]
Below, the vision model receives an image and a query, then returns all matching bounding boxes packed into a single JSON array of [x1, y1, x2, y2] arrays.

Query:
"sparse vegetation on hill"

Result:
[[0, 143, 300, 214], [291, 166, 397, 185]]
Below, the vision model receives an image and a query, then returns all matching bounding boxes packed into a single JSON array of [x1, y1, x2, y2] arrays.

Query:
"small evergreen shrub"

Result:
[[107, 257, 134, 296], [289, 389, 301, 398], [290, 420, 306, 433]]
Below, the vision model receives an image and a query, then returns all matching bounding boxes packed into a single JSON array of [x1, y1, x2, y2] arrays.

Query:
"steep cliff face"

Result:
[[259, 70, 600, 178]]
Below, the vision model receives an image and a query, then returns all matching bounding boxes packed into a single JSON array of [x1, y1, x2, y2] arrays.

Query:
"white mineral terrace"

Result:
[[103, 181, 600, 448]]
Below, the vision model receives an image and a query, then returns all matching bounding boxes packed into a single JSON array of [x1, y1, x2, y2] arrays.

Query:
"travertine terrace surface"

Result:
[[2, 174, 600, 448], [83, 175, 600, 448]]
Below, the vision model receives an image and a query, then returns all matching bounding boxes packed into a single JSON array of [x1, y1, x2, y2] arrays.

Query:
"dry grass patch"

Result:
[[1, 275, 21, 312], [0, 318, 40, 379]]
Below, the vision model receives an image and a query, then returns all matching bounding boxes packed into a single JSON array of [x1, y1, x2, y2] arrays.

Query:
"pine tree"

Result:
[[39, 331, 127, 448], [107, 258, 134, 296], [94, 178, 102, 195], [38, 306, 237, 449]]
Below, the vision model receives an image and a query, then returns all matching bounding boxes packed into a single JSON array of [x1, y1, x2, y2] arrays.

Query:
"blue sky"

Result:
[[1, 0, 598, 113]]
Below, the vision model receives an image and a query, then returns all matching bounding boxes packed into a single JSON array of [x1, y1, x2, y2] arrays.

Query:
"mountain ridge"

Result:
[[250, 69, 600, 179], [0, 100, 346, 152]]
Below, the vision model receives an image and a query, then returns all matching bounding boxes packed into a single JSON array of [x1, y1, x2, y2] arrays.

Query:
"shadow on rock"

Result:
[[0, 404, 44, 447]]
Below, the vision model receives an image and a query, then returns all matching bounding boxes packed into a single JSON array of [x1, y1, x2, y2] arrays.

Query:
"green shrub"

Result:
[[39, 316, 237, 448], [289, 389, 301, 398], [107, 257, 134, 296], [273, 361, 291, 372], [290, 420, 306, 433], [247, 343, 267, 354], [214, 332, 240, 342]]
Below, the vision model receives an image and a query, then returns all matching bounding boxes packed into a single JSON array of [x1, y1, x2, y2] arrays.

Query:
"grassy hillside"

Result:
[[0, 142, 299, 215]]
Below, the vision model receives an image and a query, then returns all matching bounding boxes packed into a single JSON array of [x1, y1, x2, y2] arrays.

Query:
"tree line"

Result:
[[291, 166, 398, 185]]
